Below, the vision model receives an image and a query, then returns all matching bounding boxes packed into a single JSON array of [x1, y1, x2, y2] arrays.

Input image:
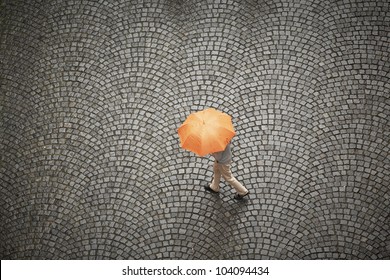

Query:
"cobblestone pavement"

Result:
[[1, 0, 389, 259]]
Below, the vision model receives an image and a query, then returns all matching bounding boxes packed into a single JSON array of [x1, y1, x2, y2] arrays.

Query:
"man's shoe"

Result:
[[204, 186, 219, 193], [234, 191, 249, 200]]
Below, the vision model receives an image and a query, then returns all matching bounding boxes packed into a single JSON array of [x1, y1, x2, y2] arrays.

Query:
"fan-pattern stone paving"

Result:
[[1, 0, 389, 259]]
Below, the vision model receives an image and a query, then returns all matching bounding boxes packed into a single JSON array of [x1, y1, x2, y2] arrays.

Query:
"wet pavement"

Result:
[[1, 0, 389, 259]]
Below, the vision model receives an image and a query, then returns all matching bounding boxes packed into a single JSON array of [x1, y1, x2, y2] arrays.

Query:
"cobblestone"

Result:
[[1, 0, 389, 259]]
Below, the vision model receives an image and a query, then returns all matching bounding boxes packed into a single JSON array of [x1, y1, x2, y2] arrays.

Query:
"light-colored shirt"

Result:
[[211, 143, 232, 164]]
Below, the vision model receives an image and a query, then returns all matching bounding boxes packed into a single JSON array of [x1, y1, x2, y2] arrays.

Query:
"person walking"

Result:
[[204, 142, 249, 200]]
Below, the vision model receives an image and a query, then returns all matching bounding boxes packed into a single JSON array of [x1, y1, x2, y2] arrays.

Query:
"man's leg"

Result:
[[220, 164, 248, 196], [210, 161, 222, 192]]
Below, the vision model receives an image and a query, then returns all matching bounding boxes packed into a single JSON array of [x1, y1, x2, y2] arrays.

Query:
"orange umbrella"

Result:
[[178, 108, 236, 156]]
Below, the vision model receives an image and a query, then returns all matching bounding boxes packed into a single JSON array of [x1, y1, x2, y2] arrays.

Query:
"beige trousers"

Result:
[[210, 161, 248, 196]]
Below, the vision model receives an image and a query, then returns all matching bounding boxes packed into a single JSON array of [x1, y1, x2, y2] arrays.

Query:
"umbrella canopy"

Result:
[[178, 108, 236, 156]]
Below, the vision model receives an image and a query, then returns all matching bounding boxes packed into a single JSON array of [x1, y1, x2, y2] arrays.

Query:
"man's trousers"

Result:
[[210, 161, 248, 196]]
